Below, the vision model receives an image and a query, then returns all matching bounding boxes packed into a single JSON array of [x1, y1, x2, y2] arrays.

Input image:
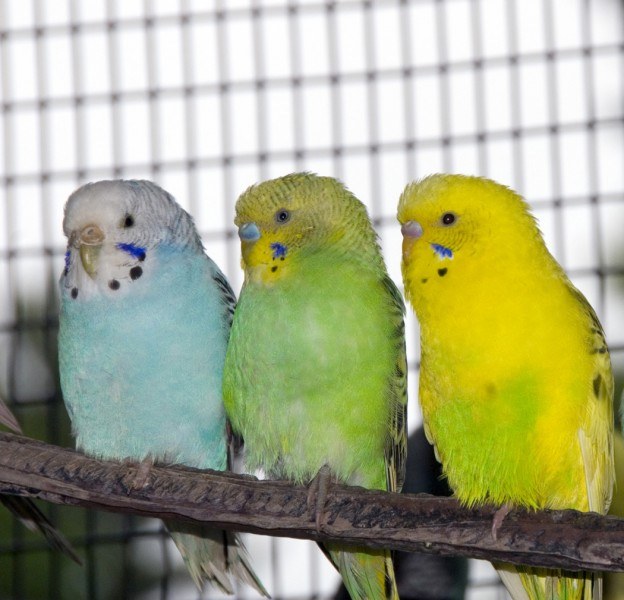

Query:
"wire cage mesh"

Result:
[[0, 0, 623, 598]]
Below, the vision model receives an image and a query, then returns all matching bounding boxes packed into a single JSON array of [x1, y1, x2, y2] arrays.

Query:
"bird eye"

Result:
[[275, 209, 291, 224], [123, 214, 135, 228], [441, 212, 456, 226]]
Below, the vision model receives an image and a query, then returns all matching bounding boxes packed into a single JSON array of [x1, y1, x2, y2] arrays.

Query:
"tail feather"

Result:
[[1, 496, 81, 564], [224, 530, 270, 597], [495, 562, 599, 600], [326, 543, 398, 600], [166, 520, 268, 596]]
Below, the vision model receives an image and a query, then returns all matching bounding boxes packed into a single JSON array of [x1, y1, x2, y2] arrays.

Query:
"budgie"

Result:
[[605, 431, 624, 600], [223, 172, 407, 600], [398, 174, 614, 600], [0, 399, 21, 434], [0, 399, 79, 563], [58, 179, 266, 595]]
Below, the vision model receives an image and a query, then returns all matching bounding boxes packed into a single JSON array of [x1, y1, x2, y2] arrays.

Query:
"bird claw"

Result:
[[121, 457, 154, 491], [306, 465, 332, 531], [491, 503, 512, 541]]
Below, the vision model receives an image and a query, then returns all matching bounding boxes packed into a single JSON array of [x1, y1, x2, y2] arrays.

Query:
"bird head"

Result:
[[234, 172, 381, 285], [62, 180, 202, 299], [397, 174, 543, 306]]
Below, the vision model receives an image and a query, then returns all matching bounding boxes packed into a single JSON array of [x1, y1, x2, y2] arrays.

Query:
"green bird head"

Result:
[[234, 172, 382, 285]]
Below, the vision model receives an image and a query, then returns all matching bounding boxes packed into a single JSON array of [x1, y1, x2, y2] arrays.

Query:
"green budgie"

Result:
[[223, 172, 407, 600], [58, 180, 266, 595]]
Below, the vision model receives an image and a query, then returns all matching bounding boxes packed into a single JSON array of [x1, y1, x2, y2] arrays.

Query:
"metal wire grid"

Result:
[[0, 0, 623, 598]]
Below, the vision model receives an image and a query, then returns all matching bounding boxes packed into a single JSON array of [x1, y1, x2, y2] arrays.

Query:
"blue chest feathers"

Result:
[[59, 249, 229, 469]]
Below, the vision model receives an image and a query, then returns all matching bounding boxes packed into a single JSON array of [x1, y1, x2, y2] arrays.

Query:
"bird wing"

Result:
[[212, 268, 237, 327], [382, 275, 408, 494], [574, 289, 615, 515], [211, 267, 241, 465]]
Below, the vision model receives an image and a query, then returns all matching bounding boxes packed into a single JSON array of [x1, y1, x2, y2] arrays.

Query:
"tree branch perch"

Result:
[[0, 431, 623, 572]]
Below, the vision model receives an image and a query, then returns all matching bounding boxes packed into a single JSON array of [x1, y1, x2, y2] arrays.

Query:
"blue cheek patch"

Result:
[[116, 243, 147, 261], [64, 250, 71, 274], [431, 243, 453, 259], [270, 242, 288, 259]]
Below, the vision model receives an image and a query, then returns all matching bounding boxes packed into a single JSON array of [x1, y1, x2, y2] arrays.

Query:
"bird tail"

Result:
[[496, 562, 600, 600], [1, 496, 81, 564], [326, 543, 399, 600], [166, 520, 269, 597]]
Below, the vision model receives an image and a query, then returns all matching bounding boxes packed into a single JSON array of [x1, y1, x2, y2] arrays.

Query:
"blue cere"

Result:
[[431, 243, 453, 259], [270, 242, 287, 259], [238, 222, 261, 242], [117, 243, 147, 261]]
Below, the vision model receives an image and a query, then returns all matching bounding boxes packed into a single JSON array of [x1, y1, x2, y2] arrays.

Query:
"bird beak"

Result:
[[77, 224, 105, 278], [400, 220, 423, 260], [238, 222, 261, 266]]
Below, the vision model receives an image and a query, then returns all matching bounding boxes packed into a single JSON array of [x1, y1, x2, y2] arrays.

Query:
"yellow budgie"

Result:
[[605, 431, 624, 600], [398, 174, 614, 600]]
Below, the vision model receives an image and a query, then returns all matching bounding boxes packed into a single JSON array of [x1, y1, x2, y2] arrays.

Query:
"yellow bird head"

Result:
[[234, 172, 381, 285], [397, 174, 547, 308]]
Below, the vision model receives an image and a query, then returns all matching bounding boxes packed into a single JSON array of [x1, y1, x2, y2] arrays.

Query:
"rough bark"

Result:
[[1, 431, 623, 572]]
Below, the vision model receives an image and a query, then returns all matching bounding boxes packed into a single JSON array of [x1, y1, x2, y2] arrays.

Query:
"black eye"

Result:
[[275, 209, 290, 224], [123, 214, 135, 228], [441, 212, 456, 226]]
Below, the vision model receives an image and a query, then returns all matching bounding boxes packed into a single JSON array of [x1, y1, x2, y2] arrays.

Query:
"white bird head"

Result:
[[61, 179, 203, 300]]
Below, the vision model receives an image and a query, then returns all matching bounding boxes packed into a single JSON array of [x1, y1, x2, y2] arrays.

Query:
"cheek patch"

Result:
[[270, 242, 287, 260], [431, 243, 453, 259], [116, 242, 147, 262]]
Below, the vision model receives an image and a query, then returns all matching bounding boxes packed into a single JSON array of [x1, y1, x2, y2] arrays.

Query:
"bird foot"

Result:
[[492, 503, 512, 541], [121, 457, 154, 491], [306, 464, 333, 531]]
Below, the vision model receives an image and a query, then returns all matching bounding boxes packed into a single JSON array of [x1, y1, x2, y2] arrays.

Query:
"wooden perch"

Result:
[[1, 431, 623, 572]]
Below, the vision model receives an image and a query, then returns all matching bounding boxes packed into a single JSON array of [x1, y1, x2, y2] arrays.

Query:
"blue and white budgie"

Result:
[[58, 179, 266, 595]]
